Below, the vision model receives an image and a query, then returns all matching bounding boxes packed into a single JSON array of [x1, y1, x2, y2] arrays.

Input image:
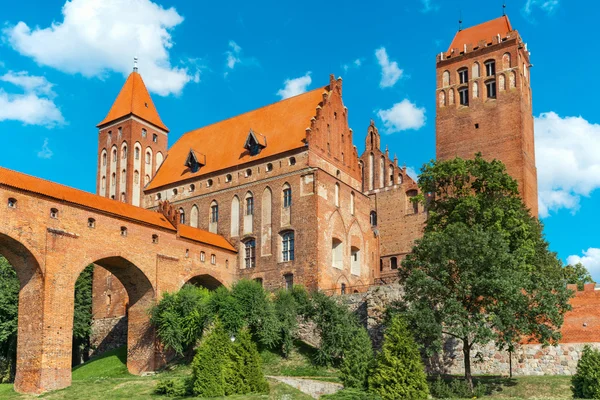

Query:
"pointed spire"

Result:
[[459, 10, 463, 31], [97, 71, 168, 132], [503, 1, 506, 16]]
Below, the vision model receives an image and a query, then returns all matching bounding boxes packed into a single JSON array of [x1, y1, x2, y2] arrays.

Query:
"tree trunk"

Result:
[[509, 349, 513, 378], [463, 341, 474, 391]]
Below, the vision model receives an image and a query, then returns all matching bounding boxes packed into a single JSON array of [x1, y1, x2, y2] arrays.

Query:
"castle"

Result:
[[0, 15, 551, 394], [89, 14, 539, 334]]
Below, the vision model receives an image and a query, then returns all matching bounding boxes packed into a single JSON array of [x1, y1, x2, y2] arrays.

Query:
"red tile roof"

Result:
[[97, 71, 169, 132], [448, 16, 513, 53], [0, 167, 236, 251], [177, 224, 236, 252], [145, 86, 327, 191]]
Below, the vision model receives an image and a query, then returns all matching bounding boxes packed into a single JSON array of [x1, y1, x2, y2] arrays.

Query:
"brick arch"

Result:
[[185, 274, 224, 291], [88, 256, 156, 376], [0, 233, 45, 394]]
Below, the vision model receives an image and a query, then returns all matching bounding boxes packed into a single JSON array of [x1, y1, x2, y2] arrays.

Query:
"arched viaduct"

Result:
[[0, 167, 237, 394]]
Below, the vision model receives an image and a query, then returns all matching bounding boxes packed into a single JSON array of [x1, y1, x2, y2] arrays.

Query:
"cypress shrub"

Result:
[[369, 316, 429, 400], [274, 289, 299, 357], [190, 320, 231, 397], [340, 327, 374, 390], [233, 327, 269, 394], [572, 345, 600, 399]]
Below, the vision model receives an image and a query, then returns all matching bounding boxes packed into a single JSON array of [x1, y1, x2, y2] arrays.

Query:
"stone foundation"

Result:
[[90, 316, 127, 356], [329, 283, 600, 376]]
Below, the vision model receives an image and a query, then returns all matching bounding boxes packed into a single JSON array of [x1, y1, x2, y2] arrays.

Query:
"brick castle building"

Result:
[[0, 14, 558, 394]]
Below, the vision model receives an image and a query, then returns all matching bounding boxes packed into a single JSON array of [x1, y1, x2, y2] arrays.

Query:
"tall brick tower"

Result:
[[96, 66, 169, 207], [435, 16, 538, 216]]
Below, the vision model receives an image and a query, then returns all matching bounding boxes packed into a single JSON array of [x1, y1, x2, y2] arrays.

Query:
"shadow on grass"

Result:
[[72, 346, 129, 380]]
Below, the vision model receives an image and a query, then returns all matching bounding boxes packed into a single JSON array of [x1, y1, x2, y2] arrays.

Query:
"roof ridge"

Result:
[[180, 85, 328, 139]]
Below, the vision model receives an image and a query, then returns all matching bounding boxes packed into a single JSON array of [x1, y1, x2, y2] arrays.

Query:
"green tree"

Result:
[[209, 285, 245, 335], [369, 316, 429, 400], [191, 320, 231, 397], [273, 289, 299, 357], [232, 327, 269, 394], [339, 326, 374, 390], [0, 256, 18, 382], [73, 265, 94, 365], [563, 263, 594, 291], [150, 284, 212, 356], [572, 345, 600, 399], [401, 155, 573, 389]]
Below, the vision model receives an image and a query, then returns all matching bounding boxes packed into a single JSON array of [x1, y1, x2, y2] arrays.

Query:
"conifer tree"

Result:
[[191, 320, 230, 397], [369, 316, 429, 400], [340, 327, 374, 390]]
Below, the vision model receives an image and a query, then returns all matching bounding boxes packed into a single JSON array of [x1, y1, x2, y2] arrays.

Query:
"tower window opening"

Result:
[[225, 174, 232, 182], [120, 226, 127, 237], [458, 87, 469, 106], [211, 254, 216, 265], [475, 123, 480, 129], [289, 157, 296, 166], [485, 60, 496, 77], [142, 128, 147, 138], [266, 163, 273, 172], [207, 179, 213, 187], [200, 251, 206, 262], [153, 134, 158, 143], [152, 234, 159, 244], [88, 218, 96, 228], [486, 80, 497, 99], [390, 257, 398, 270], [7, 198, 17, 208], [50, 208, 59, 219], [458, 68, 468, 84]]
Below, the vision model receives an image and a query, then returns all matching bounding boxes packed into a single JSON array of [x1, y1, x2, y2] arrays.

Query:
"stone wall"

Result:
[[90, 317, 127, 356], [333, 283, 600, 376]]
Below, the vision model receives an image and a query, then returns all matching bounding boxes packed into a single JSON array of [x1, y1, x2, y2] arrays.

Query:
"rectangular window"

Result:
[[486, 80, 497, 99], [153, 134, 158, 143], [246, 197, 254, 215], [283, 188, 292, 208], [485, 61, 496, 77], [211, 254, 216, 265], [211, 205, 219, 223], [458, 69, 468, 84], [200, 251, 206, 262], [282, 232, 295, 262], [284, 274, 293, 290], [244, 240, 256, 268], [459, 88, 469, 106]]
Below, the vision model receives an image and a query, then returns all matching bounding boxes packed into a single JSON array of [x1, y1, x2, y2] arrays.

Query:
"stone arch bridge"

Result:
[[0, 167, 237, 394]]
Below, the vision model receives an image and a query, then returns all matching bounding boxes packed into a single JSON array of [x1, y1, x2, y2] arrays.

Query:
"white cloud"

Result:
[[524, 0, 559, 15], [535, 112, 600, 217], [0, 91, 64, 126], [277, 72, 312, 99], [342, 58, 362, 72], [567, 248, 600, 281], [377, 99, 426, 133], [4, 0, 198, 96], [37, 138, 54, 159], [0, 71, 54, 96], [226, 40, 242, 69], [375, 47, 403, 88], [0, 71, 63, 126], [420, 0, 439, 12]]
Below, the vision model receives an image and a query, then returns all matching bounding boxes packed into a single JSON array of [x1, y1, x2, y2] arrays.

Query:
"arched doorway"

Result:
[[186, 274, 223, 291]]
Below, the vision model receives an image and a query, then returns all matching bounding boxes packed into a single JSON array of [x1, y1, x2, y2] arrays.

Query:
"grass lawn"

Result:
[[0, 345, 575, 399]]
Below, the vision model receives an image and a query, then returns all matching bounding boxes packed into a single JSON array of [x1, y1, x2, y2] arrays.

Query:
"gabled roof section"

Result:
[[185, 149, 206, 173], [244, 129, 267, 155], [97, 71, 169, 132], [448, 16, 513, 54], [146, 85, 328, 191]]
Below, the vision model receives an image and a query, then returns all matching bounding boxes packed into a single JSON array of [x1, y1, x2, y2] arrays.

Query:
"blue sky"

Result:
[[1, 0, 599, 278]]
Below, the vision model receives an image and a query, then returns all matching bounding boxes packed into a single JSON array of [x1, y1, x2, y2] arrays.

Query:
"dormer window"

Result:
[[244, 129, 267, 156], [185, 149, 206, 173]]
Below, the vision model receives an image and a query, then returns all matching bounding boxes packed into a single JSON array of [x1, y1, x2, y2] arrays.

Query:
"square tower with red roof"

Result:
[[435, 15, 538, 216]]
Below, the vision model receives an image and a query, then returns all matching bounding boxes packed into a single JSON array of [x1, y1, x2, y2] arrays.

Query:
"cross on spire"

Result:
[[133, 57, 138, 72]]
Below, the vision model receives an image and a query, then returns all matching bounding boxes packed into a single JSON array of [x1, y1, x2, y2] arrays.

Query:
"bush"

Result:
[[191, 320, 269, 397], [308, 291, 362, 366], [231, 279, 280, 349], [369, 316, 429, 400], [340, 327, 374, 390], [321, 388, 382, 400], [154, 378, 187, 397], [208, 286, 245, 335], [191, 320, 231, 397], [428, 376, 487, 399], [274, 289, 299, 357], [150, 284, 212, 356], [572, 345, 600, 399]]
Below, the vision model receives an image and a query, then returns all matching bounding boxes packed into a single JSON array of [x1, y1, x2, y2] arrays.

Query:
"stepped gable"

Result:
[[97, 71, 168, 132], [447, 15, 513, 55], [145, 85, 329, 191]]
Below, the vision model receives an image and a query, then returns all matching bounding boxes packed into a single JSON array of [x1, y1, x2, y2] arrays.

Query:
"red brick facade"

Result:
[[435, 17, 538, 216]]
